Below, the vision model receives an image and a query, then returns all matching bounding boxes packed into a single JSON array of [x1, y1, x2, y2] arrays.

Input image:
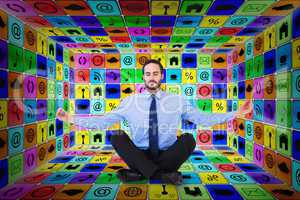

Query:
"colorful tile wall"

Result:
[[0, 0, 299, 196]]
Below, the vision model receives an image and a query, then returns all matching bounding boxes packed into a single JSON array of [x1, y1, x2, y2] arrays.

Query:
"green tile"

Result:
[[245, 59, 254, 79], [8, 154, 23, 184], [170, 36, 190, 43], [276, 127, 292, 156], [180, 0, 212, 15], [276, 71, 291, 99], [121, 69, 135, 83], [196, 99, 212, 112], [178, 184, 210, 200], [24, 49, 36, 75], [253, 55, 264, 77], [135, 69, 144, 83], [276, 100, 291, 127], [95, 172, 120, 184], [98, 16, 125, 27], [8, 43, 24, 72], [125, 16, 149, 27], [234, 184, 275, 200]]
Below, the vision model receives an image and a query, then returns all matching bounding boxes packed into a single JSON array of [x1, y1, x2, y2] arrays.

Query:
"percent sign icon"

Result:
[[109, 103, 116, 110], [216, 102, 224, 111], [185, 72, 193, 80], [207, 174, 219, 181]]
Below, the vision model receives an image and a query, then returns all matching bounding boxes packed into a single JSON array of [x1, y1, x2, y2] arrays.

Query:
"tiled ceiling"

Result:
[[1, 0, 300, 54]]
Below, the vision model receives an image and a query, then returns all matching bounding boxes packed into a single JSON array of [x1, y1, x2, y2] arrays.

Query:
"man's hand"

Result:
[[236, 99, 253, 117], [56, 108, 73, 122]]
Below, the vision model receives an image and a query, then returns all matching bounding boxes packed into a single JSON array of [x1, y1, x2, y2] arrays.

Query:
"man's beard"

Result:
[[145, 81, 161, 90]]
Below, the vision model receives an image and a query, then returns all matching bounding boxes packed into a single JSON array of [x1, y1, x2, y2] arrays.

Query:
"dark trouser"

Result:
[[110, 129, 196, 178]]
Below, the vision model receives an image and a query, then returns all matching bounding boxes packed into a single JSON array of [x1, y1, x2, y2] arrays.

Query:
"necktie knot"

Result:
[[151, 94, 156, 99]]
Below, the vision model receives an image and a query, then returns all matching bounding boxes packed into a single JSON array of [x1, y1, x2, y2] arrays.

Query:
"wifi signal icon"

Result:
[[255, 104, 262, 118], [27, 104, 34, 119], [93, 72, 103, 82]]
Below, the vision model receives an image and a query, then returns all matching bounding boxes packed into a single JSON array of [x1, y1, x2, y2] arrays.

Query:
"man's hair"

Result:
[[142, 59, 163, 74]]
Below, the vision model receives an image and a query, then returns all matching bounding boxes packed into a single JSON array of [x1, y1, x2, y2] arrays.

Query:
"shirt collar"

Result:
[[143, 89, 163, 100]]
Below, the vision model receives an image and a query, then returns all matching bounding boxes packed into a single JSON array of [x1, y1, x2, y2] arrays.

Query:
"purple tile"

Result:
[[51, 36, 75, 43], [213, 69, 227, 83], [63, 150, 81, 156], [37, 100, 47, 121], [151, 16, 176, 27], [253, 77, 264, 99], [0, 184, 35, 200], [69, 68, 75, 82], [136, 48, 150, 53], [37, 55, 47, 77], [249, 16, 283, 28], [151, 36, 170, 43], [24, 147, 37, 174], [247, 172, 283, 184], [237, 27, 264, 36], [71, 16, 101, 27], [264, 100, 276, 124], [82, 27, 107, 36], [128, 27, 150, 36], [69, 83, 75, 98], [0, 1, 37, 16], [23, 75, 37, 98], [238, 63, 245, 80], [106, 69, 120, 83], [136, 84, 146, 93], [69, 172, 99, 184], [17, 172, 51, 184], [253, 143, 264, 167], [0, 39, 8, 69]]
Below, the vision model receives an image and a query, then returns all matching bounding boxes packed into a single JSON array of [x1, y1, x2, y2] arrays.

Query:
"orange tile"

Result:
[[264, 74, 276, 99], [24, 25, 37, 51], [212, 53, 227, 68], [254, 122, 264, 145], [276, 153, 292, 185], [0, 129, 7, 159], [24, 124, 37, 149]]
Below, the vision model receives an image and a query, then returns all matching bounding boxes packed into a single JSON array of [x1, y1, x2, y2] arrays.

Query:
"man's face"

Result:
[[143, 63, 164, 90]]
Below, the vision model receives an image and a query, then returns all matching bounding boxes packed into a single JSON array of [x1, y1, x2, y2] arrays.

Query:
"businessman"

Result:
[[57, 59, 253, 185]]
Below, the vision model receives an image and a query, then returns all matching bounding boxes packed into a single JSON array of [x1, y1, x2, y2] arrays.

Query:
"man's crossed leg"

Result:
[[110, 129, 196, 185]]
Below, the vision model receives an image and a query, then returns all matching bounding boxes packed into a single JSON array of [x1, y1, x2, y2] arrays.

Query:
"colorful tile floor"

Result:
[[0, 145, 299, 200]]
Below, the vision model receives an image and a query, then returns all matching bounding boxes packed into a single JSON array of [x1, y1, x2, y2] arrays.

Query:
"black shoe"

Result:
[[160, 171, 183, 185], [116, 168, 146, 182]]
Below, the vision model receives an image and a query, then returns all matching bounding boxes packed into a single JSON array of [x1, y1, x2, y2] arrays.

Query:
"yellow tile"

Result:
[[149, 184, 178, 200], [199, 172, 228, 184]]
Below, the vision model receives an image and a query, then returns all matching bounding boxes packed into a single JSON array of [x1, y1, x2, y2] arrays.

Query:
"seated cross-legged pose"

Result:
[[56, 59, 253, 185]]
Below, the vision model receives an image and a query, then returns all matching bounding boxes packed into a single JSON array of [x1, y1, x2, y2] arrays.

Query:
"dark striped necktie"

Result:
[[149, 94, 159, 159]]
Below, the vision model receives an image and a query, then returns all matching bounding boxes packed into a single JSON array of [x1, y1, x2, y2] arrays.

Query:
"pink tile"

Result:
[[253, 77, 264, 99], [128, 28, 150, 36]]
